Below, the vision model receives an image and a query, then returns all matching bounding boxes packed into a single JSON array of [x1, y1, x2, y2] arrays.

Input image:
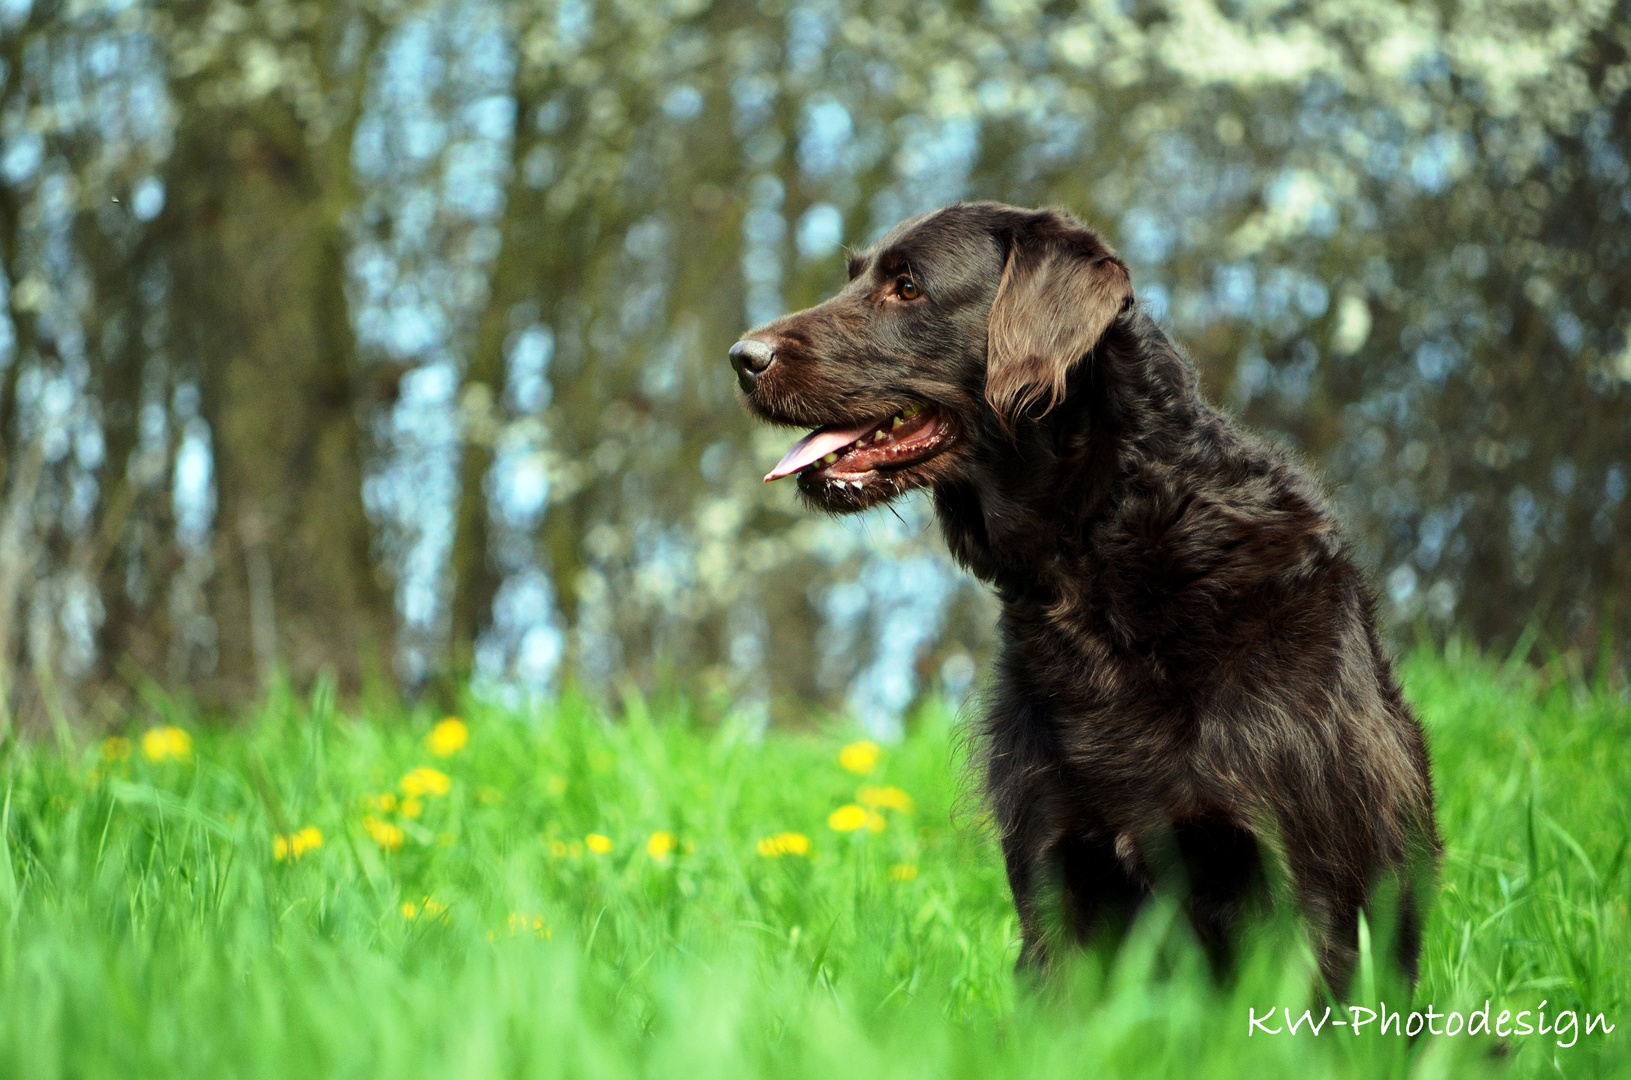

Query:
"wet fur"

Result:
[[735, 202, 1440, 990]]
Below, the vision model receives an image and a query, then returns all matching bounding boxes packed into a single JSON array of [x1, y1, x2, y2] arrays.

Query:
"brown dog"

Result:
[[730, 202, 1439, 989]]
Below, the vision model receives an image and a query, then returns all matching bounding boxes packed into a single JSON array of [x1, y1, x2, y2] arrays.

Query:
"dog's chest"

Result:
[[997, 597, 1220, 804]]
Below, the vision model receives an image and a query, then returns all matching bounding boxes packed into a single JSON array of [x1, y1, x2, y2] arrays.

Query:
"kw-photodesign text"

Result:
[[1248, 1000, 1614, 1047]]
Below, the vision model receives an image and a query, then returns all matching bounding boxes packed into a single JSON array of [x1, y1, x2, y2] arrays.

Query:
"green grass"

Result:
[[0, 642, 1625, 1078]]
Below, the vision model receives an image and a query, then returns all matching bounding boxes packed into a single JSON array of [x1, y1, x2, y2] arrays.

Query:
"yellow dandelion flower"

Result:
[[867, 811, 886, 832], [141, 726, 193, 763], [273, 835, 290, 862], [889, 864, 919, 882], [507, 913, 551, 938], [838, 740, 880, 774], [100, 736, 132, 762], [364, 816, 404, 852], [400, 797, 423, 819], [646, 831, 675, 858], [585, 833, 613, 854], [291, 827, 323, 856], [857, 785, 914, 813], [428, 717, 468, 757], [422, 898, 446, 917], [366, 792, 398, 812], [401, 901, 418, 919], [756, 832, 811, 857], [400, 767, 451, 798], [549, 839, 568, 857], [827, 804, 869, 832]]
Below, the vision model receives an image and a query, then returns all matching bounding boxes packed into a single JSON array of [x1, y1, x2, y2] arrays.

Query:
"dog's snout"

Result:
[[728, 338, 775, 391]]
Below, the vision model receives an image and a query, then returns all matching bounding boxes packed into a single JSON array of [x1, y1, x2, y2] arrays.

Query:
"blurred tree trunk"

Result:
[[80, 228, 172, 703], [445, 96, 535, 679], [447, 18, 643, 681], [0, 6, 50, 729], [159, 93, 392, 702]]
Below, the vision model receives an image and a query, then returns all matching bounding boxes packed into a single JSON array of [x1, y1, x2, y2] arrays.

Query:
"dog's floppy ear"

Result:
[[985, 215, 1132, 427]]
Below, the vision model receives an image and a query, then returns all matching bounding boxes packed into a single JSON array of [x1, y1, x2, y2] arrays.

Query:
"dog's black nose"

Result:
[[728, 338, 774, 391]]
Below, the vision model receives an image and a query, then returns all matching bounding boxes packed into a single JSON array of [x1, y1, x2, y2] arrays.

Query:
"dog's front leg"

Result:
[[996, 801, 1053, 973], [983, 667, 1069, 974]]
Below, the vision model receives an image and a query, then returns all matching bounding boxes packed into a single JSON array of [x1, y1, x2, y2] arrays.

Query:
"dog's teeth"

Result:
[[873, 429, 888, 442], [891, 416, 903, 429], [821, 453, 838, 465]]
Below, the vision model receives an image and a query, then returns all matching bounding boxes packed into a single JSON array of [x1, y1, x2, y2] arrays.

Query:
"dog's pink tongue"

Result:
[[764, 421, 877, 482]]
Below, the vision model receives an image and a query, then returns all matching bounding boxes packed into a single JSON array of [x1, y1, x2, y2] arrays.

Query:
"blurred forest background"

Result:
[[0, 0, 1627, 737]]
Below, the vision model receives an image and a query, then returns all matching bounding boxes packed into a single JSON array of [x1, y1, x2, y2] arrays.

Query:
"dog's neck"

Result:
[[932, 310, 1203, 597]]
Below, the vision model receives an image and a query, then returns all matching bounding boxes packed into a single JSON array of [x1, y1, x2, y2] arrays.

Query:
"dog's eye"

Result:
[[897, 277, 919, 300]]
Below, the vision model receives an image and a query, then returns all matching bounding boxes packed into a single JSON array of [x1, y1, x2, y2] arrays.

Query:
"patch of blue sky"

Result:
[[620, 281, 668, 337], [381, 19, 445, 106], [1413, 340, 1459, 384], [742, 175, 786, 326], [731, 74, 777, 137], [1255, 267, 1328, 324], [1264, 167, 1338, 237], [505, 324, 554, 413], [443, 141, 506, 217], [661, 84, 704, 121], [1140, 282, 1170, 323], [172, 416, 214, 553], [1553, 309, 1584, 352], [891, 115, 978, 218], [1551, 458, 1578, 497], [797, 203, 844, 261], [491, 442, 549, 530], [1605, 465, 1627, 506], [743, 205, 787, 247], [370, 369, 461, 599], [786, 4, 830, 74], [1508, 485, 1541, 551], [1213, 262, 1256, 319], [464, 94, 516, 142], [1415, 505, 1463, 570], [632, 523, 697, 606], [846, 554, 957, 741], [131, 176, 164, 221], [1120, 207, 1173, 266], [799, 97, 854, 177], [1, 131, 42, 184], [556, 0, 591, 51], [1409, 131, 1473, 194]]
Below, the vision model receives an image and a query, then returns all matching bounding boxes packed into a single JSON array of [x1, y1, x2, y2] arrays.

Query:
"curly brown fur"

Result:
[[731, 202, 1440, 991]]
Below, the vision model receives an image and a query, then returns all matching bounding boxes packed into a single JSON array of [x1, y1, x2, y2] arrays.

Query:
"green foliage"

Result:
[[0, 644, 1625, 1078]]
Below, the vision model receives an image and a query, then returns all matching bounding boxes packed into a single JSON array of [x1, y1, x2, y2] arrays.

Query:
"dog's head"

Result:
[[730, 202, 1132, 512]]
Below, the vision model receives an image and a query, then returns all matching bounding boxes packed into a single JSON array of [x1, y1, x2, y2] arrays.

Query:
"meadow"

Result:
[[0, 641, 1625, 1079]]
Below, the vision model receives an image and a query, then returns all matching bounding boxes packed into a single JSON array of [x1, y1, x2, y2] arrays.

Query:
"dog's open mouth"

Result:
[[763, 403, 950, 489]]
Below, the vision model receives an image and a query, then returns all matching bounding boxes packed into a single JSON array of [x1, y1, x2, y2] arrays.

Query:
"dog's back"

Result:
[[956, 309, 1438, 987]]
